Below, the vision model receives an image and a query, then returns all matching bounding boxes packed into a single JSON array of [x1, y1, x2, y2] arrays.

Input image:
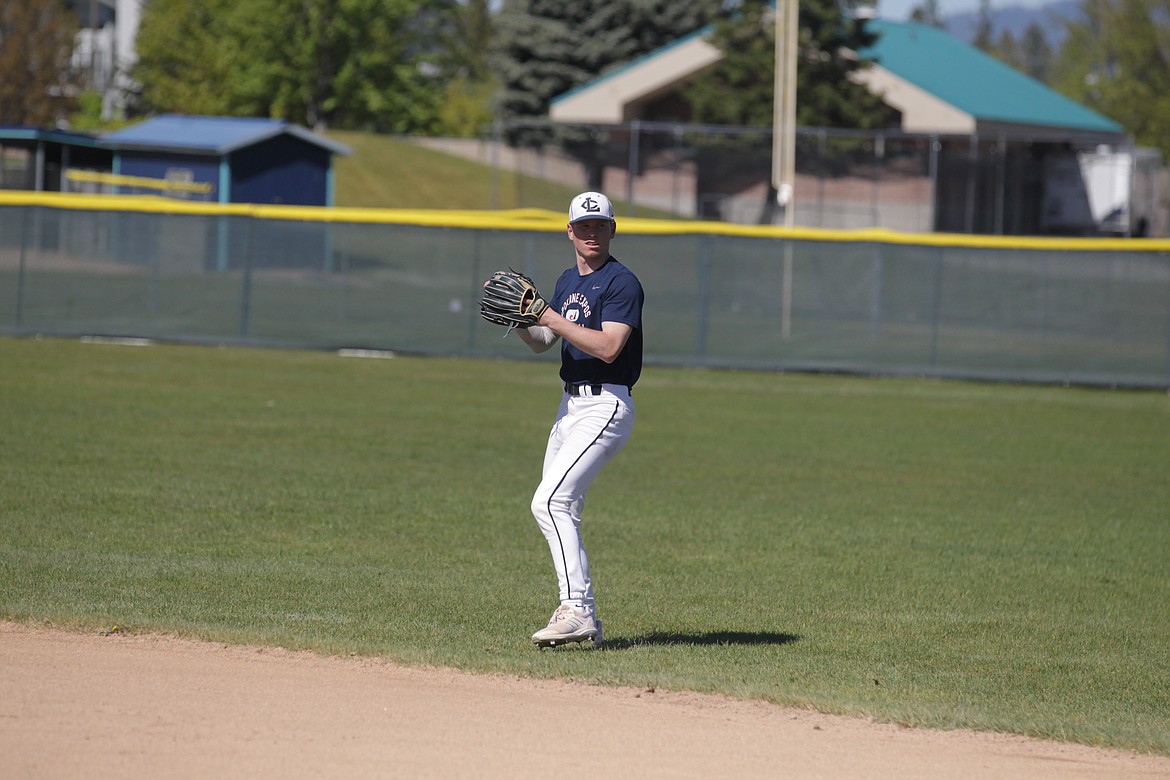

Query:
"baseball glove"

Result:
[[479, 269, 549, 330]]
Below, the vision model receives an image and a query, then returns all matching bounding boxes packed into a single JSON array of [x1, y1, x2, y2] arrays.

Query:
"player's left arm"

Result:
[[536, 309, 632, 364], [515, 325, 559, 353]]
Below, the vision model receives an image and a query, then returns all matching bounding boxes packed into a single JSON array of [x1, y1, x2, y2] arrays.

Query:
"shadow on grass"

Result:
[[603, 630, 800, 650]]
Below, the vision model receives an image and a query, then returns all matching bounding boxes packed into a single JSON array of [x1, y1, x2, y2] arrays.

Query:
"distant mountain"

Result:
[[942, 0, 1082, 46]]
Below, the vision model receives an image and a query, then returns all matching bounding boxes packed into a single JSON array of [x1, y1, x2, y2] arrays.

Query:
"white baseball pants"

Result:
[[531, 384, 634, 616]]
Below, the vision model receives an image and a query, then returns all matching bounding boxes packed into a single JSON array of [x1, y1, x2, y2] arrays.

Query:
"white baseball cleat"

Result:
[[532, 605, 603, 649]]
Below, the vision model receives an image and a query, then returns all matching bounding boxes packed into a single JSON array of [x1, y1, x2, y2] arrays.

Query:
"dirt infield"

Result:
[[3, 621, 1168, 780]]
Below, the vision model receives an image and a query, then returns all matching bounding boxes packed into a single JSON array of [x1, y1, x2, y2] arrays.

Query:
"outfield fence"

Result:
[[2, 192, 1169, 388]]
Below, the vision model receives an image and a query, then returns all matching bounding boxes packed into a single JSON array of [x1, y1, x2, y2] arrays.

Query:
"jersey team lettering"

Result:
[[562, 292, 592, 323]]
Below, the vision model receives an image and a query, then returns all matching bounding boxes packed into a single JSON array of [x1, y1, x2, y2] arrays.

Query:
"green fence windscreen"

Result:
[[3, 194, 1168, 388]]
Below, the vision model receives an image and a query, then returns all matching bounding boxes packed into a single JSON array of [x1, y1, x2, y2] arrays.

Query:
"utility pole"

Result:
[[773, 0, 798, 339], [772, 0, 798, 229]]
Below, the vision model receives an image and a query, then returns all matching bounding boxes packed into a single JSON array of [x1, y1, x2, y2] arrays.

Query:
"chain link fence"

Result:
[[414, 120, 1167, 238]]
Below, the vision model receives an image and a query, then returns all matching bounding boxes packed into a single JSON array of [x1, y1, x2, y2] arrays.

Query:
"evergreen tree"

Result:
[[991, 28, 1023, 71], [973, 0, 995, 52], [681, 2, 778, 127], [492, 0, 723, 134], [491, 0, 723, 186], [908, 0, 946, 28], [1019, 22, 1053, 83], [625, 0, 728, 53], [683, 0, 898, 130]]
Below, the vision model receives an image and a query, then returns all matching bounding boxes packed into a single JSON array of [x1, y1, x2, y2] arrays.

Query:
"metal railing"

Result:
[[426, 120, 1164, 237]]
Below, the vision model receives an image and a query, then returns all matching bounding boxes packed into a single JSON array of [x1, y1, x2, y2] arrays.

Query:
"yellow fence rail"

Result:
[[4, 190, 1170, 252]]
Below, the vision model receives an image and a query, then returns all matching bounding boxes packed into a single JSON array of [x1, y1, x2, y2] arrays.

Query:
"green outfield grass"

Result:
[[1, 335, 1168, 755]]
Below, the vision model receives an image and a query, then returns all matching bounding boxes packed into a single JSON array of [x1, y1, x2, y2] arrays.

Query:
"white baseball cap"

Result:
[[568, 191, 615, 224]]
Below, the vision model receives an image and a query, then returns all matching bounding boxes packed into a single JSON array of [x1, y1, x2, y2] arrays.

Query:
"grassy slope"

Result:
[[324, 131, 674, 219], [2, 337, 1168, 755], [325, 131, 580, 211]]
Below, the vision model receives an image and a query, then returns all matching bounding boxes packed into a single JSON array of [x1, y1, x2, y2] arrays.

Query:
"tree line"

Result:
[[2, 0, 1168, 157]]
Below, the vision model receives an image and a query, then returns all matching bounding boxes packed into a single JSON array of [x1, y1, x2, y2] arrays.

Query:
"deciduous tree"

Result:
[[1051, 0, 1170, 157], [133, 0, 457, 133], [0, 0, 80, 126], [130, 0, 237, 117], [435, 0, 497, 136]]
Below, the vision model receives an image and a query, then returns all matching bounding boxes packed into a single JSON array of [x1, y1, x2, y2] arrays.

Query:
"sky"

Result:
[[873, 0, 1053, 22]]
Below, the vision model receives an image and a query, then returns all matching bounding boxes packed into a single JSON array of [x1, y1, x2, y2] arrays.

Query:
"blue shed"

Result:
[[99, 115, 351, 206]]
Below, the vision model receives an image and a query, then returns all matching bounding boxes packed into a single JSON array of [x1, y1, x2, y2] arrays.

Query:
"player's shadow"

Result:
[[603, 630, 799, 650]]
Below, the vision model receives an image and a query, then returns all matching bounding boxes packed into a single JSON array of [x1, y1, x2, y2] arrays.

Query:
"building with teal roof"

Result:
[[545, 19, 1144, 235], [856, 20, 1122, 139], [551, 19, 1122, 141]]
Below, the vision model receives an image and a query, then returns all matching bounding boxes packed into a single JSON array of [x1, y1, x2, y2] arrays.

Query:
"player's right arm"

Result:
[[537, 309, 631, 364]]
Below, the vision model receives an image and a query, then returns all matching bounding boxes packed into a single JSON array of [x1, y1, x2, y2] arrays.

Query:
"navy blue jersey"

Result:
[[551, 256, 644, 389]]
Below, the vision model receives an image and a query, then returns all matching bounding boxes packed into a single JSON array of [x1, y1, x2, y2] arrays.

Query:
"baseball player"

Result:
[[511, 191, 645, 649]]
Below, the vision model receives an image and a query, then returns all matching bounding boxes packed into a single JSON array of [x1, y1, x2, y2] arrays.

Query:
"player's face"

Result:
[[568, 219, 614, 262]]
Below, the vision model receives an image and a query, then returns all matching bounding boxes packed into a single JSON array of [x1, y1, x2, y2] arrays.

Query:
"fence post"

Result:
[[781, 239, 795, 340], [965, 134, 979, 233], [930, 247, 946, 373], [929, 134, 940, 231], [695, 235, 713, 360], [627, 120, 640, 217], [323, 223, 334, 273], [239, 217, 253, 340], [994, 135, 1007, 235], [216, 215, 229, 272], [15, 205, 30, 329], [490, 119, 502, 210], [871, 133, 885, 227], [816, 129, 828, 227], [467, 231, 483, 351], [148, 213, 160, 317], [337, 245, 350, 326], [1125, 137, 1137, 238], [1164, 268, 1170, 384]]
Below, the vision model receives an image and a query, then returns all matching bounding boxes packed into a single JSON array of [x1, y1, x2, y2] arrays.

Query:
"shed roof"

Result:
[[0, 126, 104, 147], [100, 115, 351, 156]]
